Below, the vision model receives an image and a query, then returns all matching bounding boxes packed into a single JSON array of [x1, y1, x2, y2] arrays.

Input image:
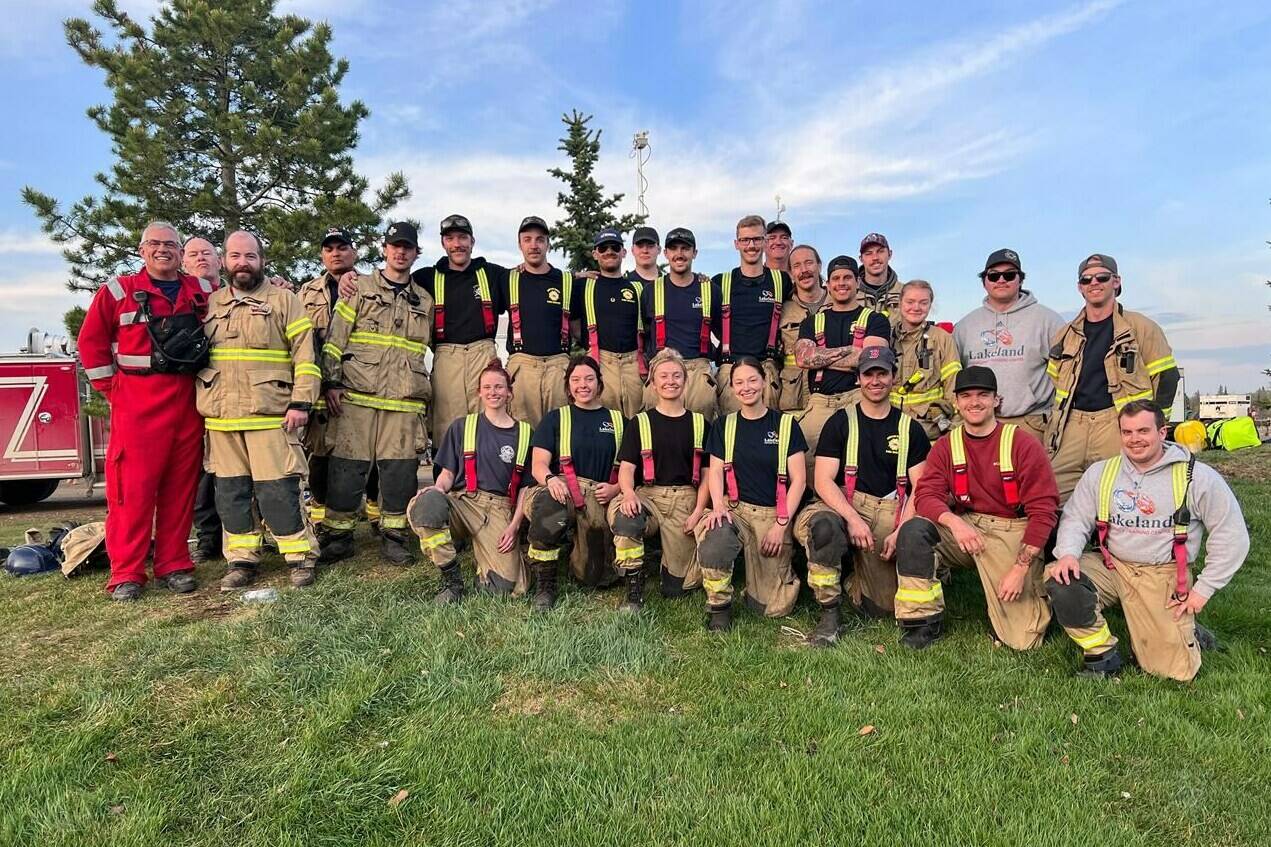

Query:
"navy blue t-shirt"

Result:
[[573, 275, 643, 354], [503, 268, 572, 356], [531, 404, 622, 483], [706, 408, 807, 507], [712, 267, 792, 361], [798, 306, 891, 395], [641, 275, 722, 360]]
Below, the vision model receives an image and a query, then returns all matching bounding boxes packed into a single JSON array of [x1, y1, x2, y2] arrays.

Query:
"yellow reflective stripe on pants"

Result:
[[226, 532, 263, 550], [344, 392, 425, 413], [349, 330, 425, 354], [324, 517, 357, 531], [419, 528, 451, 550], [276, 537, 312, 554], [896, 583, 944, 604], [308, 505, 327, 522], [1072, 624, 1114, 650], [364, 501, 382, 521], [615, 545, 644, 562], [703, 575, 731, 594], [379, 514, 408, 530], [528, 546, 560, 561], [206, 417, 285, 431], [808, 567, 839, 588]]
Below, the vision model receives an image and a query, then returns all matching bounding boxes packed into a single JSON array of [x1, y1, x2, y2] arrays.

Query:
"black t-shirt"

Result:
[[531, 404, 622, 483], [573, 275, 643, 353], [815, 406, 932, 497], [711, 268, 792, 360], [617, 408, 708, 486], [705, 409, 808, 507], [414, 258, 508, 345], [626, 270, 657, 285], [503, 268, 572, 355], [1073, 315, 1114, 412], [641, 276, 723, 360], [798, 306, 892, 395]]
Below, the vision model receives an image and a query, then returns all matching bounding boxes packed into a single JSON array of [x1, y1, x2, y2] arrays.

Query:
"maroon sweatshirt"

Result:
[[914, 423, 1058, 548]]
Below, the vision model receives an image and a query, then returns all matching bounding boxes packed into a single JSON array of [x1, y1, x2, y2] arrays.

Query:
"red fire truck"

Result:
[[0, 329, 108, 506]]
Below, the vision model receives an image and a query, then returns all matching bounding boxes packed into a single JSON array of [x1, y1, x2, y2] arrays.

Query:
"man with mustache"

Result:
[[573, 228, 647, 417], [776, 244, 828, 412], [200, 230, 321, 589]]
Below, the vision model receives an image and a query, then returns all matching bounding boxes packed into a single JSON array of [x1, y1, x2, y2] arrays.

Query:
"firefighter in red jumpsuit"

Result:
[[78, 221, 213, 600]]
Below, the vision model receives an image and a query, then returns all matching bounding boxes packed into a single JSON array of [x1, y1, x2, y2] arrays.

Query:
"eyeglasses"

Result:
[[142, 239, 180, 250], [737, 236, 764, 246], [1079, 272, 1114, 285], [982, 270, 1021, 283], [595, 243, 622, 254]]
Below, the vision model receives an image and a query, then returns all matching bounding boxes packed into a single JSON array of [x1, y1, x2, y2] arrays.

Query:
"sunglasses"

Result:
[[982, 270, 1021, 283], [1079, 272, 1114, 285], [595, 243, 622, 254]]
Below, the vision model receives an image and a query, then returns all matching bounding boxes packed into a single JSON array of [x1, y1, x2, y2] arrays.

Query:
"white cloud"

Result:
[[0, 230, 60, 256]]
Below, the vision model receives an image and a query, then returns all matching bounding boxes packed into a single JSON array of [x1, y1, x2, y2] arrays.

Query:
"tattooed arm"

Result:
[[794, 338, 861, 370]]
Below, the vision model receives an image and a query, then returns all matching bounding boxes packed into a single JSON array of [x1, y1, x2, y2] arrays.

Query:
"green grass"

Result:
[[1, 447, 1269, 846]]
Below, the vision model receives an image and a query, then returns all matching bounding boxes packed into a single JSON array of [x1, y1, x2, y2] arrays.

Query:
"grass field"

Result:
[[1, 447, 1268, 846]]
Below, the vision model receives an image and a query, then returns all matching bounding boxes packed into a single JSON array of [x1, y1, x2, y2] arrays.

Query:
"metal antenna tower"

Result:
[[774, 194, 787, 222], [631, 130, 651, 217]]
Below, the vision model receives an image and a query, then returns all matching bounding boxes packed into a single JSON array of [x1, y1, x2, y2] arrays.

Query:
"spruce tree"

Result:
[[547, 110, 645, 271], [22, 0, 408, 291]]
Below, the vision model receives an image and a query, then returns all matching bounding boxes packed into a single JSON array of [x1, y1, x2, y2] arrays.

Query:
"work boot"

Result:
[[808, 602, 842, 648], [191, 545, 220, 566], [532, 561, 558, 612], [706, 603, 733, 632], [111, 582, 142, 602], [434, 563, 466, 605], [380, 530, 414, 566], [1194, 622, 1222, 652], [1077, 648, 1124, 679], [161, 570, 197, 594], [899, 616, 944, 650], [317, 531, 355, 565], [618, 570, 646, 613], [289, 566, 316, 588], [219, 567, 255, 591]]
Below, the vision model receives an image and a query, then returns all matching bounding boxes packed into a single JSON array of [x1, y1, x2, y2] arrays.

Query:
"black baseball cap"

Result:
[[593, 227, 623, 247], [518, 215, 550, 235], [827, 255, 859, 277], [321, 227, 354, 247], [765, 220, 792, 237], [954, 365, 998, 394], [860, 232, 890, 252], [982, 248, 1022, 273], [859, 345, 896, 373], [665, 227, 696, 248], [632, 226, 659, 245], [383, 221, 418, 247], [440, 214, 473, 236], [1078, 253, 1118, 275]]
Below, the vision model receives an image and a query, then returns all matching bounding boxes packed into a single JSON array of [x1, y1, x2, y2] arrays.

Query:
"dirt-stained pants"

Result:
[[695, 502, 799, 617], [777, 357, 806, 412], [324, 403, 421, 538], [1046, 552, 1201, 682], [606, 485, 702, 595], [408, 488, 527, 596], [525, 481, 621, 587], [794, 493, 899, 615]]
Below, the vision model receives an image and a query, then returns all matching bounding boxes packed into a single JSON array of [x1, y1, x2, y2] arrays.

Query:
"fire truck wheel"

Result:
[[0, 479, 60, 507]]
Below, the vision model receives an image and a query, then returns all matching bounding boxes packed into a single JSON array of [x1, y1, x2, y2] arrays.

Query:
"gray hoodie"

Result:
[[1055, 443, 1250, 598], [953, 291, 1064, 418]]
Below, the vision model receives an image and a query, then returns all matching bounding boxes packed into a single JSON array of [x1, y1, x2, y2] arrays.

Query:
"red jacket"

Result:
[[78, 268, 213, 394], [914, 423, 1058, 548]]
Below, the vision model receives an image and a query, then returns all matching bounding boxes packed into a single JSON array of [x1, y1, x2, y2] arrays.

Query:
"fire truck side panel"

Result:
[[0, 358, 84, 480]]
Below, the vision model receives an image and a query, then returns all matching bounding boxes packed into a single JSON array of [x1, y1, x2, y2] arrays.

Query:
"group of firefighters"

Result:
[[76, 213, 1250, 682]]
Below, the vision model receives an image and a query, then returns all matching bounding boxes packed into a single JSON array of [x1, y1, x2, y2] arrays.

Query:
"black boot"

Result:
[[1194, 622, 1223, 652], [899, 615, 944, 650], [706, 603, 732, 632], [380, 530, 414, 566], [532, 561, 558, 612], [317, 531, 355, 565], [434, 563, 466, 605], [808, 602, 842, 648], [618, 570, 646, 613], [1077, 648, 1124, 679]]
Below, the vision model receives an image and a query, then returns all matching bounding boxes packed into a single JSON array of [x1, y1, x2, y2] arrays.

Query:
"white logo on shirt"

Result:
[[499, 445, 515, 464]]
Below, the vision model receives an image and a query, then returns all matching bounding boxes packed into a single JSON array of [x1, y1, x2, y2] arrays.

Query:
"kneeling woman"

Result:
[[525, 356, 625, 610], [697, 356, 808, 630], [407, 360, 532, 601]]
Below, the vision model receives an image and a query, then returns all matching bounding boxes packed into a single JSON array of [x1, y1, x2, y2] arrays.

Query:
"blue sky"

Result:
[[0, 0, 1268, 391]]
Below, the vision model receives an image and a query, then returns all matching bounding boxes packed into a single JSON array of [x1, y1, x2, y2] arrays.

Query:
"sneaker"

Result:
[[111, 582, 142, 602], [219, 567, 255, 591], [289, 566, 316, 588], [161, 571, 197, 594]]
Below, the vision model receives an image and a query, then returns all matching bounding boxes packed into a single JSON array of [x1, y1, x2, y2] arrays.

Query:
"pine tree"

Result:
[[547, 110, 645, 271], [22, 0, 408, 291]]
